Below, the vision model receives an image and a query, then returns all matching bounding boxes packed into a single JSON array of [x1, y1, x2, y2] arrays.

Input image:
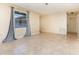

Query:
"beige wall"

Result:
[[40, 13, 67, 35], [0, 4, 11, 43], [29, 12, 40, 35], [0, 4, 40, 43]]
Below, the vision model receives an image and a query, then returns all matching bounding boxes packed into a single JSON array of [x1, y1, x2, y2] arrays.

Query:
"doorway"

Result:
[[67, 11, 78, 37]]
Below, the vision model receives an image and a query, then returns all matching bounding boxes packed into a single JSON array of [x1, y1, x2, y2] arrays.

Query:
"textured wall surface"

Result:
[[40, 13, 67, 35]]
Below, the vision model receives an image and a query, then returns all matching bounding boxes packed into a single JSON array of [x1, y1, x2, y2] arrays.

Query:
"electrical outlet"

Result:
[[59, 28, 65, 33]]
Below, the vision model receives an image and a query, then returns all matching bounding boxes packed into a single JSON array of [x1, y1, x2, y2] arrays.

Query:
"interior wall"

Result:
[[29, 12, 40, 35], [40, 13, 67, 35], [0, 4, 11, 43]]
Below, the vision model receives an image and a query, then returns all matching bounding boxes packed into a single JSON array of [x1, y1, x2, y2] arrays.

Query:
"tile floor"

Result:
[[0, 33, 79, 55]]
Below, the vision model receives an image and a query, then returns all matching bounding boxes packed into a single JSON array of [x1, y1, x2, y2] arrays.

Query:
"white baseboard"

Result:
[[31, 32, 40, 35]]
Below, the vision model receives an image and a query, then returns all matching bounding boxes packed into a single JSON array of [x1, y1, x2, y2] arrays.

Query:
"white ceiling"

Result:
[[14, 3, 79, 15]]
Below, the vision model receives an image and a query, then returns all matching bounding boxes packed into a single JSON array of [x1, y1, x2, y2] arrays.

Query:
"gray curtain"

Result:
[[3, 7, 16, 43], [24, 11, 31, 37]]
